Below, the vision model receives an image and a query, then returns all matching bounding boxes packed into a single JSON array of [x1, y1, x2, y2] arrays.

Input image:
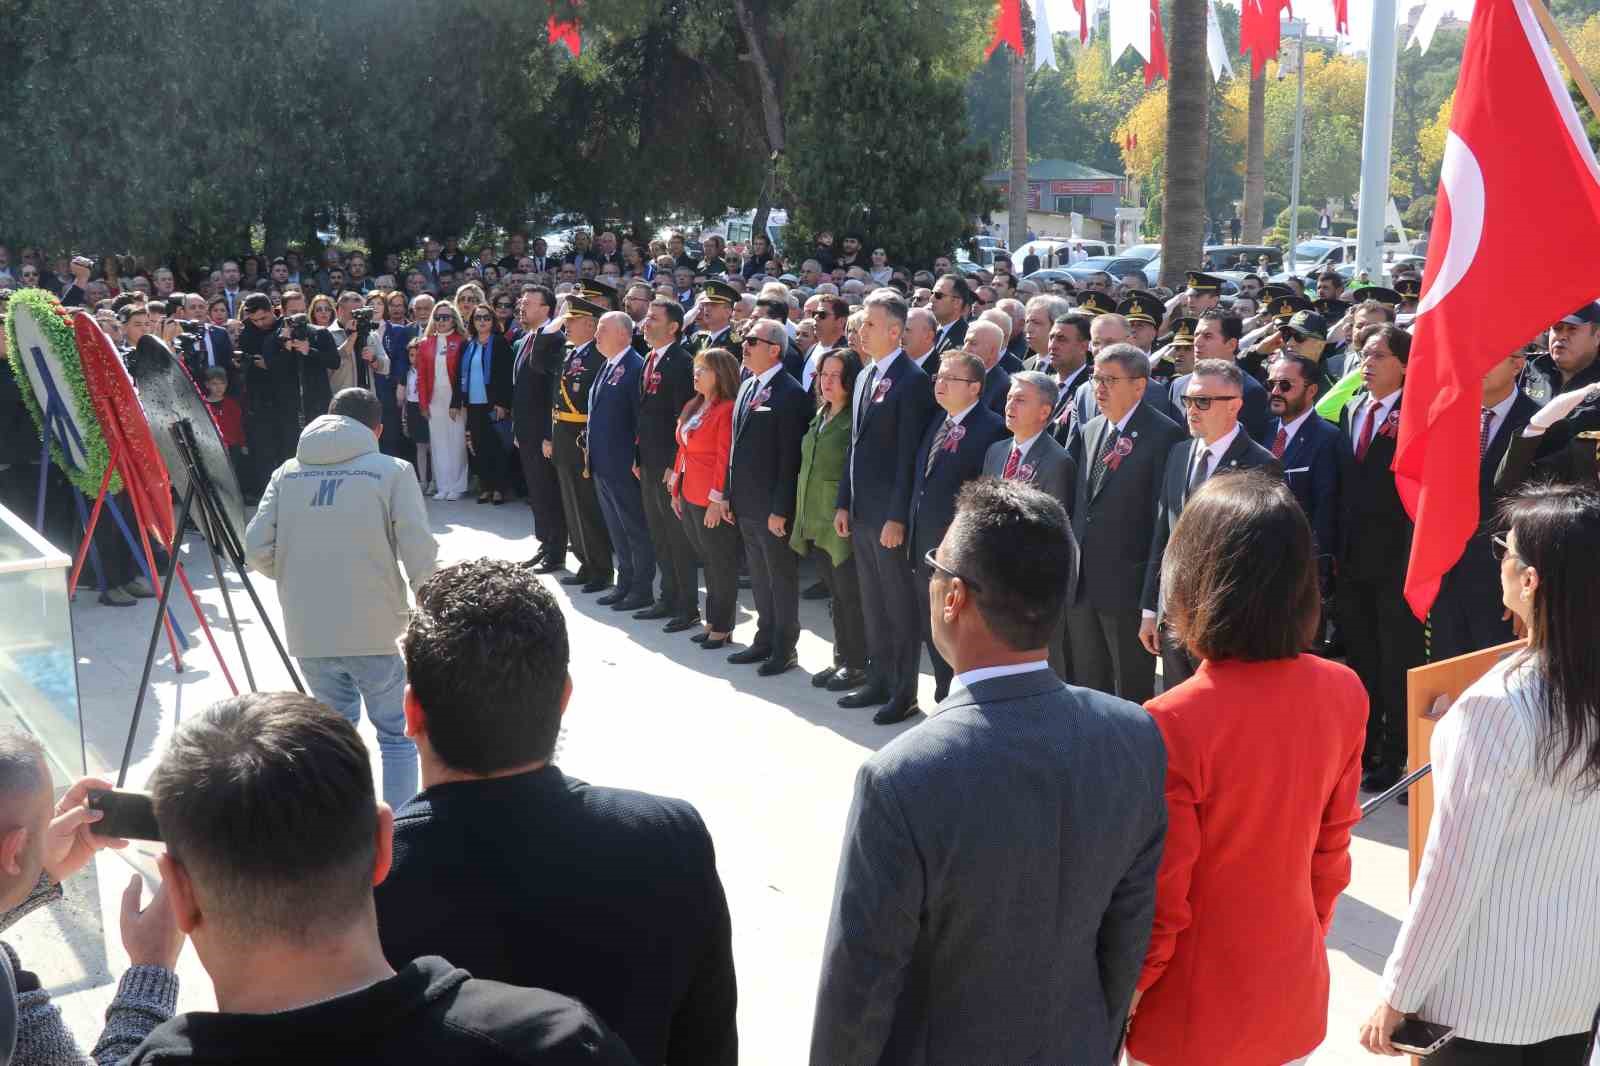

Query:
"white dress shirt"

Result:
[[1189, 423, 1241, 482], [1351, 387, 1402, 445], [1009, 430, 1043, 464], [1277, 406, 1315, 455], [1480, 389, 1518, 452], [951, 659, 1051, 693], [1381, 656, 1600, 1043]]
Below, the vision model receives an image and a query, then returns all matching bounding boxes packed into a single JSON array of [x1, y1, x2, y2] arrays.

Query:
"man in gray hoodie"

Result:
[[246, 388, 438, 810]]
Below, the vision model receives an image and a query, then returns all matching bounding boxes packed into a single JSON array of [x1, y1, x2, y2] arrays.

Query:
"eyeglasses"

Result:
[[934, 373, 979, 385], [1091, 374, 1132, 387], [1490, 534, 1524, 565], [1266, 379, 1298, 393], [1179, 394, 1240, 410], [923, 549, 981, 592]]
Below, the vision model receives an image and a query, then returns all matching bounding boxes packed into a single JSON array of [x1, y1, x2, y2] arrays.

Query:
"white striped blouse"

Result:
[[1381, 655, 1600, 1044]]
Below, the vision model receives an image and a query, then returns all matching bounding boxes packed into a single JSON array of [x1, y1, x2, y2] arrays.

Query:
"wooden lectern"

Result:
[[1403, 639, 1526, 886]]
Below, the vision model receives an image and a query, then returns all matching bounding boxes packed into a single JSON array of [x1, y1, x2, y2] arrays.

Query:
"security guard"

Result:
[[1521, 303, 1600, 407], [549, 294, 615, 594]]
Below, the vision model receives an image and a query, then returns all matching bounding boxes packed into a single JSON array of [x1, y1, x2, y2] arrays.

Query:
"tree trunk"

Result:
[[733, 0, 785, 240], [1008, 51, 1028, 252], [1158, 0, 1210, 288], [1242, 68, 1266, 243]]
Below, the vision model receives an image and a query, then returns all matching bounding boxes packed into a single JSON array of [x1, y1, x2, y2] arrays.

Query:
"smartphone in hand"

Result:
[[87, 789, 162, 842], [1390, 1019, 1455, 1056]]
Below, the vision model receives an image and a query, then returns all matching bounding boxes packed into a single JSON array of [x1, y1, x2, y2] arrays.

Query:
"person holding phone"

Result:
[[1361, 485, 1600, 1064]]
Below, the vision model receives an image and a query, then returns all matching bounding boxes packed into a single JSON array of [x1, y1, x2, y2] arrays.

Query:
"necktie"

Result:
[[1089, 427, 1120, 495], [641, 350, 658, 397], [1355, 399, 1379, 461], [926, 417, 955, 476], [1479, 407, 1495, 459], [736, 377, 757, 431], [1272, 425, 1288, 459], [1002, 445, 1022, 480], [856, 365, 879, 435], [1188, 446, 1212, 496]]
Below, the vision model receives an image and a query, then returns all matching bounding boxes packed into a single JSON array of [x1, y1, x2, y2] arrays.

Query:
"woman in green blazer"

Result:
[[791, 347, 869, 692]]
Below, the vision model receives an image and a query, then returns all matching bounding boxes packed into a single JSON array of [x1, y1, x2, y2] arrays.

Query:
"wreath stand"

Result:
[[117, 418, 302, 785]]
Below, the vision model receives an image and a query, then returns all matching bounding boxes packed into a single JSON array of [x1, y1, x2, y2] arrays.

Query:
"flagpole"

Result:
[[1528, 0, 1600, 119], [1354, 0, 1400, 282]]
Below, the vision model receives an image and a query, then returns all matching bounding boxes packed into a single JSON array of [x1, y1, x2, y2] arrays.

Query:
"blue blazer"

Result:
[[837, 351, 936, 527], [586, 351, 644, 480], [908, 404, 1010, 558], [1270, 412, 1348, 580]]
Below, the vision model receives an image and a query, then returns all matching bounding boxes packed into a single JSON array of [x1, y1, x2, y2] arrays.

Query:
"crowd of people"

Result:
[[4, 226, 1600, 1063]]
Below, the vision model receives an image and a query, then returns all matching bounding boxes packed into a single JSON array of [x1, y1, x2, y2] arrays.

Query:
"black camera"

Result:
[[284, 313, 311, 342], [350, 306, 374, 328], [176, 319, 206, 336]]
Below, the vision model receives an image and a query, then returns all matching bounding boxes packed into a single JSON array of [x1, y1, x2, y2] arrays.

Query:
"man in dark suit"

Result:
[[1265, 352, 1347, 644], [1066, 344, 1186, 704], [962, 319, 1012, 414], [378, 560, 737, 1066], [1022, 294, 1072, 366], [811, 479, 1165, 1064], [512, 287, 568, 572], [633, 298, 700, 630], [928, 273, 971, 358], [1040, 313, 1094, 446], [724, 317, 811, 676], [549, 296, 615, 594], [903, 306, 940, 375], [754, 296, 805, 381], [1337, 323, 1422, 793], [1169, 309, 1272, 445], [1140, 361, 1281, 688], [587, 312, 654, 612], [909, 351, 1009, 701], [1431, 349, 1540, 660], [984, 370, 1077, 683], [835, 290, 937, 724]]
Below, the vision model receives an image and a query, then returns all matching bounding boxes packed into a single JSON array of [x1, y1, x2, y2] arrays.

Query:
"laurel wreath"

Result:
[[4, 288, 120, 496]]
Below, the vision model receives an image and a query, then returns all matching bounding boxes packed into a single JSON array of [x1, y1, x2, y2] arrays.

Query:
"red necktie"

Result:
[[641, 350, 658, 396], [1272, 426, 1288, 459], [1355, 399, 1379, 462], [1002, 446, 1021, 480]]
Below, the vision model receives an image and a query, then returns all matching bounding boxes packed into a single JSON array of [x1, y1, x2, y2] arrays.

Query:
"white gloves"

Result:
[[1526, 382, 1600, 435]]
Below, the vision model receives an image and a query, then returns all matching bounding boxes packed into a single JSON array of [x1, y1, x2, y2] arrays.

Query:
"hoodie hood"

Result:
[[295, 414, 378, 465]]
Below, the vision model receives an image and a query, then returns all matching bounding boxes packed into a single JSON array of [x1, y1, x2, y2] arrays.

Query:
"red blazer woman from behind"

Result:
[[414, 333, 464, 412], [671, 398, 733, 507]]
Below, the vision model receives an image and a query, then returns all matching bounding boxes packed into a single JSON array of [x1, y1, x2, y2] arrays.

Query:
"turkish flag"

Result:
[[1395, 0, 1600, 618], [986, 0, 1024, 59], [1332, 0, 1349, 35], [1145, 0, 1169, 85], [547, 1, 581, 57], [1073, 0, 1090, 43], [1240, 0, 1287, 77]]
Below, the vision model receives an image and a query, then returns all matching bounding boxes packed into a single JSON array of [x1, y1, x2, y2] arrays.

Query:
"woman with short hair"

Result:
[[1126, 470, 1367, 1066], [459, 302, 513, 505], [670, 348, 741, 648], [1361, 485, 1600, 1064]]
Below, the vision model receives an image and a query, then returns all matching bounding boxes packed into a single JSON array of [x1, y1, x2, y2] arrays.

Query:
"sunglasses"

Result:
[[1179, 395, 1240, 410], [1266, 379, 1298, 393], [742, 336, 776, 348], [923, 549, 982, 592]]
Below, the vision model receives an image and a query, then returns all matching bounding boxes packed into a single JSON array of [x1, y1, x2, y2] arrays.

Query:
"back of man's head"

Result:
[[402, 560, 570, 775], [329, 387, 382, 433], [944, 480, 1075, 649], [0, 730, 47, 911], [151, 693, 378, 945]]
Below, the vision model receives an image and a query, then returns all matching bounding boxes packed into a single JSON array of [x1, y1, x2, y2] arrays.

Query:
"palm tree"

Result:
[[1243, 69, 1266, 242], [1159, 0, 1210, 287]]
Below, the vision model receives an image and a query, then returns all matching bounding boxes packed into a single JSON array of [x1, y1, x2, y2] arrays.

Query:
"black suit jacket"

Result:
[[908, 404, 1009, 558], [180, 324, 240, 393], [1270, 411, 1349, 583], [1169, 369, 1273, 445], [1142, 430, 1282, 613], [637, 342, 696, 471], [980, 365, 1012, 415], [512, 327, 565, 445], [1338, 390, 1411, 583], [1005, 333, 1029, 368], [837, 351, 936, 528], [1440, 393, 1540, 607], [1495, 394, 1600, 493], [377, 767, 737, 1066], [727, 369, 809, 522], [1067, 401, 1185, 612], [932, 317, 968, 358], [1073, 374, 1180, 432]]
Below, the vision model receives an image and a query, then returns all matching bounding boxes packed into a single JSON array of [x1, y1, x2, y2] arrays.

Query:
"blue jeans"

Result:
[[297, 654, 418, 811]]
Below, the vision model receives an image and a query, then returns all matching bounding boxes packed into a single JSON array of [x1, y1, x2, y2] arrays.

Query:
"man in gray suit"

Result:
[[1140, 360, 1281, 689], [810, 479, 1168, 1066], [984, 371, 1076, 682]]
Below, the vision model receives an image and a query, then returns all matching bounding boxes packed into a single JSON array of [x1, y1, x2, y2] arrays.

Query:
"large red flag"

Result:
[[986, 0, 1024, 59], [1240, 0, 1287, 77], [1395, 0, 1600, 618], [1145, 0, 1170, 85], [547, 1, 581, 57], [1332, 0, 1349, 34], [1073, 0, 1090, 43]]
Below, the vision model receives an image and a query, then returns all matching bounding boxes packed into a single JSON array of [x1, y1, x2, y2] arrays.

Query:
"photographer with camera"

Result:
[[329, 291, 389, 393], [235, 292, 338, 480]]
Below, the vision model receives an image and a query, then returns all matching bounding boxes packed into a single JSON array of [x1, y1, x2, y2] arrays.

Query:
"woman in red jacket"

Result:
[[1127, 470, 1367, 1066], [416, 301, 467, 500], [671, 347, 740, 649]]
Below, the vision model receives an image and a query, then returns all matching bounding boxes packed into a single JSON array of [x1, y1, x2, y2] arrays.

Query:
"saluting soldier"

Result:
[[1150, 318, 1196, 388], [1117, 291, 1165, 354], [688, 278, 740, 355], [549, 295, 616, 594]]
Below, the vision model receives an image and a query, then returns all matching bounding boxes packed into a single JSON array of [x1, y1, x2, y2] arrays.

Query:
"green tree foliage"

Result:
[[783, 0, 994, 263]]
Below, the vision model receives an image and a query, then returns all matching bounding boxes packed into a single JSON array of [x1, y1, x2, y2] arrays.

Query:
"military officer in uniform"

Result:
[[549, 295, 615, 593], [1075, 291, 1117, 317], [1150, 318, 1196, 388], [688, 279, 740, 355], [1520, 303, 1600, 407], [1117, 291, 1165, 355]]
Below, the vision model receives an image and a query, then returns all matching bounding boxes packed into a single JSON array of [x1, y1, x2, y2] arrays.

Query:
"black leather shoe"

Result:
[[758, 652, 799, 677], [700, 636, 728, 650], [811, 666, 840, 689], [690, 631, 710, 644], [633, 601, 674, 620], [802, 580, 830, 600], [837, 685, 891, 709], [873, 700, 921, 726], [727, 646, 773, 665], [614, 593, 653, 612], [535, 554, 566, 574], [561, 570, 591, 587], [521, 553, 546, 570], [597, 588, 628, 606], [826, 667, 870, 692], [582, 576, 614, 594], [663, 616, 701, 633]]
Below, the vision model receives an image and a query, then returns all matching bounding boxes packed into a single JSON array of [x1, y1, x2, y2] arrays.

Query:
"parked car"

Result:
[[1119, 242, 1162, 263], [1011, 238, 1114, 273], [1060, 256, 1152, 284]]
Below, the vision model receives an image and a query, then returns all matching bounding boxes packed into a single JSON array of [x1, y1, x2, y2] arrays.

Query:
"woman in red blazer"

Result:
[[1127, 471, 1367, 1066], [671, 347, 740, 648]]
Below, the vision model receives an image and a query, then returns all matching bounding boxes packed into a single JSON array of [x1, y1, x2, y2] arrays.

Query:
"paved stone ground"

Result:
[[16, 492, 1408, 1064]]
